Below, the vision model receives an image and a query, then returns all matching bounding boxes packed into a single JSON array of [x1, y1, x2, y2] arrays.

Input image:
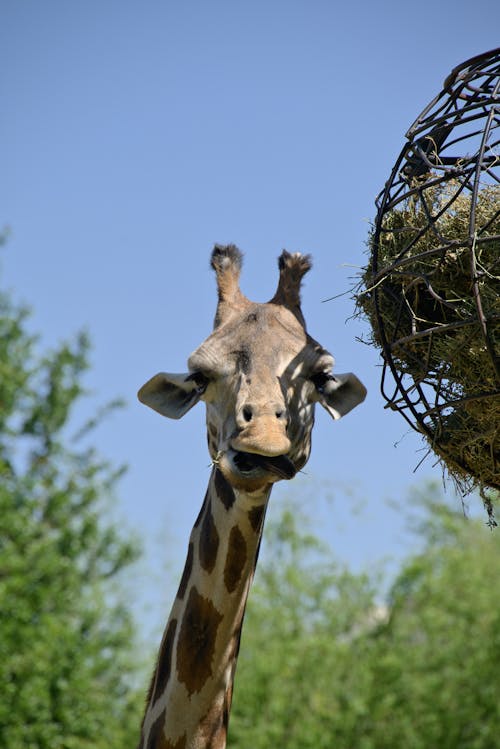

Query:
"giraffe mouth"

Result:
[[232, 451, 297, 480]]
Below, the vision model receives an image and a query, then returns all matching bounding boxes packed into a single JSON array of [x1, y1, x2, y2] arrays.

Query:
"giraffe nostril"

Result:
[[275, 410, 284, 419], [242, 406, 253, 423]]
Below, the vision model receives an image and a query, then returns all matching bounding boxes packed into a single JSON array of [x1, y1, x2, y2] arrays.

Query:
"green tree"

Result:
[[229, 487, 500, 749], [367, 488, 500, 749], [229, 501, 379, 749], [0, 252, 143, 748]]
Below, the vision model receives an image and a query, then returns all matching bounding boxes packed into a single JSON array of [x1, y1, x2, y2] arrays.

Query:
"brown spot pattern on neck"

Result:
[[177, 543, 193, 600], [176, 587, 223, 695], [150, 619, 177, 707], [248, 503, 266, 533], [194, 489, 210, 529], [214, 468, 235, 510], [199, 505, 219, 574], [224, 526, 247, 593]]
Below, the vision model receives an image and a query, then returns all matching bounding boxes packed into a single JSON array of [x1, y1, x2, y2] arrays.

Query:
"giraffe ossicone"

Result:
[[137, 245, 366, 749]]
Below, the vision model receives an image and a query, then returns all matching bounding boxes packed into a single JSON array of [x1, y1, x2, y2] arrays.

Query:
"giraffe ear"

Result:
[[316, 372, 367, 420], [138, 372, 207, 419]]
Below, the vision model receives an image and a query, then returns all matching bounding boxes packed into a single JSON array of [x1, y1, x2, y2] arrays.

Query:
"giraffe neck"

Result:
[[138, 467, 271, 749]]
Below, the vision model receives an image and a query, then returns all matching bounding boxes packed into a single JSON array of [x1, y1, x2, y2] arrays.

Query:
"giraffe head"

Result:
[[139, 245, 366, 492]]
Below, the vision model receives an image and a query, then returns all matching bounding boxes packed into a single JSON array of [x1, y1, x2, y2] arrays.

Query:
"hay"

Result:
[[358, 178, 500, 511]]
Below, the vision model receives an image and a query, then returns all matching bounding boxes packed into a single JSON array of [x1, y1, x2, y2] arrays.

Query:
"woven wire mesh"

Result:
[[359, 48, 500, 509]]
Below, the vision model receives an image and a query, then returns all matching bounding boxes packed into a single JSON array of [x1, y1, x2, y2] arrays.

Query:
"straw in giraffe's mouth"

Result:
[[232, 451, 296, 480]]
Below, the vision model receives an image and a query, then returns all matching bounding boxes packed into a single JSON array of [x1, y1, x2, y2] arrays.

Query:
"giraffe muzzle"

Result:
[[232, 450, 297, 480]]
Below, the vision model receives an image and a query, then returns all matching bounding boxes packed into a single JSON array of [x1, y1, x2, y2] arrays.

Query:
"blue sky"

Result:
[[2, 2, 498, 633]]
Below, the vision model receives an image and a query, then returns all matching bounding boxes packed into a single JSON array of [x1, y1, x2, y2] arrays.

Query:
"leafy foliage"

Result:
[[230, 501, 379, 749], [230, 489, 500, 749], [0, 258, 143, 748]]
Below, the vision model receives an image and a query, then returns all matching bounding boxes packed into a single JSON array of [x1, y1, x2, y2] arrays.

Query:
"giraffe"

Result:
[[136, 244, 366, 749]]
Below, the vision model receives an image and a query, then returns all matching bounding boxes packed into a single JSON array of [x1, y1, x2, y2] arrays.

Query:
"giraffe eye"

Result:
[[310, 371, 336, 395]]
